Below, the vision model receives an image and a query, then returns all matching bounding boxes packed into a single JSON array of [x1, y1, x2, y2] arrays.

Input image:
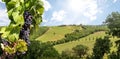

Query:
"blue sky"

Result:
[[0, 0, 120, 26]]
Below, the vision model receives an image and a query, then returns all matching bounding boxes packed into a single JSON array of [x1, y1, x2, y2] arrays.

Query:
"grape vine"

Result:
[[0, 0, 44, 59], [19, 11, 32, 46]]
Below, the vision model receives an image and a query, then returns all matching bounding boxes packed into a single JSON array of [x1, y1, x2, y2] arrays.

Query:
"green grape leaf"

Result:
[[0, 27, 6, 33], [0, 27, 10, 38], [7, 33, 18, 42], [7, 0, 16, 11], [16, 40, 27, 53], [19, 0, 24, 3], [2, 0, 10, 4], [37, 7, 44, 15], [12, 11, 24, 24], [4, 45, 16, 54], [7, 9, 14, 22]]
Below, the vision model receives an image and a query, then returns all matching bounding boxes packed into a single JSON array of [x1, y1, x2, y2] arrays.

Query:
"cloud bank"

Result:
[[42, 0, 51, 11], [0, 2, 10, 26], [42, 0, 103, 26]]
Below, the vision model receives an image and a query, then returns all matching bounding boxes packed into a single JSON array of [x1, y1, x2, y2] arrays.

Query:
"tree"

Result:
[[0, 0, 44, 59], [61, 49, 73, 59], [105, 12, 120, 59], [72, 44, 88, 58], [92, 36, 111, 59], [105, 12, 120, 37]]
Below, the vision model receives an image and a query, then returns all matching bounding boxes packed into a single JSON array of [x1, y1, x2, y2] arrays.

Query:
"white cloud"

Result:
[[0, 0, 2, 2], [51, 10, 66, 21], [43, 19, 48, 22], [68, 0, 88, 13], [42, 0, 51, 11], [0, 0, 4, 3], [43, 0, 102, 26], [0, 9, 10, 26], [67, 0, 101, 21], [83, 0, 101, 21], [113, 0, 117, 3]]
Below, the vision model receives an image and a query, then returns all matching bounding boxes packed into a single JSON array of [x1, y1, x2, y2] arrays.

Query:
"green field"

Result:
[[54, 31, 106, 54], [54, 31, 119, 56], [36, 26, 82, 42], [35, 25, 115, 55], [30, 26, 49, 40]]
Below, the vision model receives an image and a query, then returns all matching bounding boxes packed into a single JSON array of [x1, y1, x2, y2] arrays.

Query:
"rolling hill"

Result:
[[36, 25, 82, 42], [54, 31, 106, 54]]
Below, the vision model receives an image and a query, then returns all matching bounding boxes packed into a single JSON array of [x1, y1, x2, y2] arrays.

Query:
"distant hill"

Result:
[[54, 31, 106, 54], [36, 25, 108, 42], [33, 25, 116, 55], [36, 25, 82, 42]]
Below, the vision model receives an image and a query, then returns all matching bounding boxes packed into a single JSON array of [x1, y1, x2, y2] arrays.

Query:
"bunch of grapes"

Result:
[[19, 11, 32, 46], [0, 11, 33, 59]]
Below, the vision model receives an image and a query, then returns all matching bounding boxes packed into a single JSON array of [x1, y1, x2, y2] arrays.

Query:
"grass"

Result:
[[30, 26, 49, 40], [36, 26, 82, 42], [54, 31, 106, 54]]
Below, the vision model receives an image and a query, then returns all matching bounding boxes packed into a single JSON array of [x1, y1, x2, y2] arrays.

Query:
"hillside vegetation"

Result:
[[30, 26, 49, 40], [1, 25, 117, 59], [54, 31, 106, 54], [36, 26, 82, 42]]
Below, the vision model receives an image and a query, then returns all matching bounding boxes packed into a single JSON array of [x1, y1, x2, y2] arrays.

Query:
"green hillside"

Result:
[[36, 26, 82, 42], [34, 25, 111, 55], [54, 31, 119, 57], [30, 26, 49, 40], [54, 31, 106, 54]]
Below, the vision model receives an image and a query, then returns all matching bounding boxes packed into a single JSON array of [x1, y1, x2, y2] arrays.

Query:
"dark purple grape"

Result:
[[19, 10, 32, 46], [0, 10, 32, 57], [2, 39, 9, 46]]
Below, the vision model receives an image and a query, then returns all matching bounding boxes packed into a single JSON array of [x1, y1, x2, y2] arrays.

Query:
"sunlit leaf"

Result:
[[16, 40, 27, 53], [4, 45, 16, 54], [7, 1, 16, 11]]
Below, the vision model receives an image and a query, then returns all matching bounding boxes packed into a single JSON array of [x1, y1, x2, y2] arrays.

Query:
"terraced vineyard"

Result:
[[36, 26, 82, 42], [54, 31, 106, 54]]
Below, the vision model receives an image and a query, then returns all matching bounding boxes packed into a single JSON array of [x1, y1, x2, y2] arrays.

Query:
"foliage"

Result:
[[2, 0, 44, 27], [54, 31, 106, 54], [108, 52, 119, 59], [15, 41, 59, 59], [72, 44, 88, 58], [0, 33, 3, 56], [1, 40, 27, 54], [37, 26, 79, 42], [60, 45, 89, 59], [105, 12, 120, 59], [92, 36, 111, 59], [61, 50, 73, 58], [1, 0, 44, 41], [53, 25, 108, 45], [108, 39, 120, 59], [0, 0, 44, 58], [105, 12, 120, 37], [0, 27, 2, 30], [30, 26, 49, 40]]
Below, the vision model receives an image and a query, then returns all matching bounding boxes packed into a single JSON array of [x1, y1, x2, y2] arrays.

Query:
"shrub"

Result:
[[92, 36, 111, 59], [72, 44, 88, 58]]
